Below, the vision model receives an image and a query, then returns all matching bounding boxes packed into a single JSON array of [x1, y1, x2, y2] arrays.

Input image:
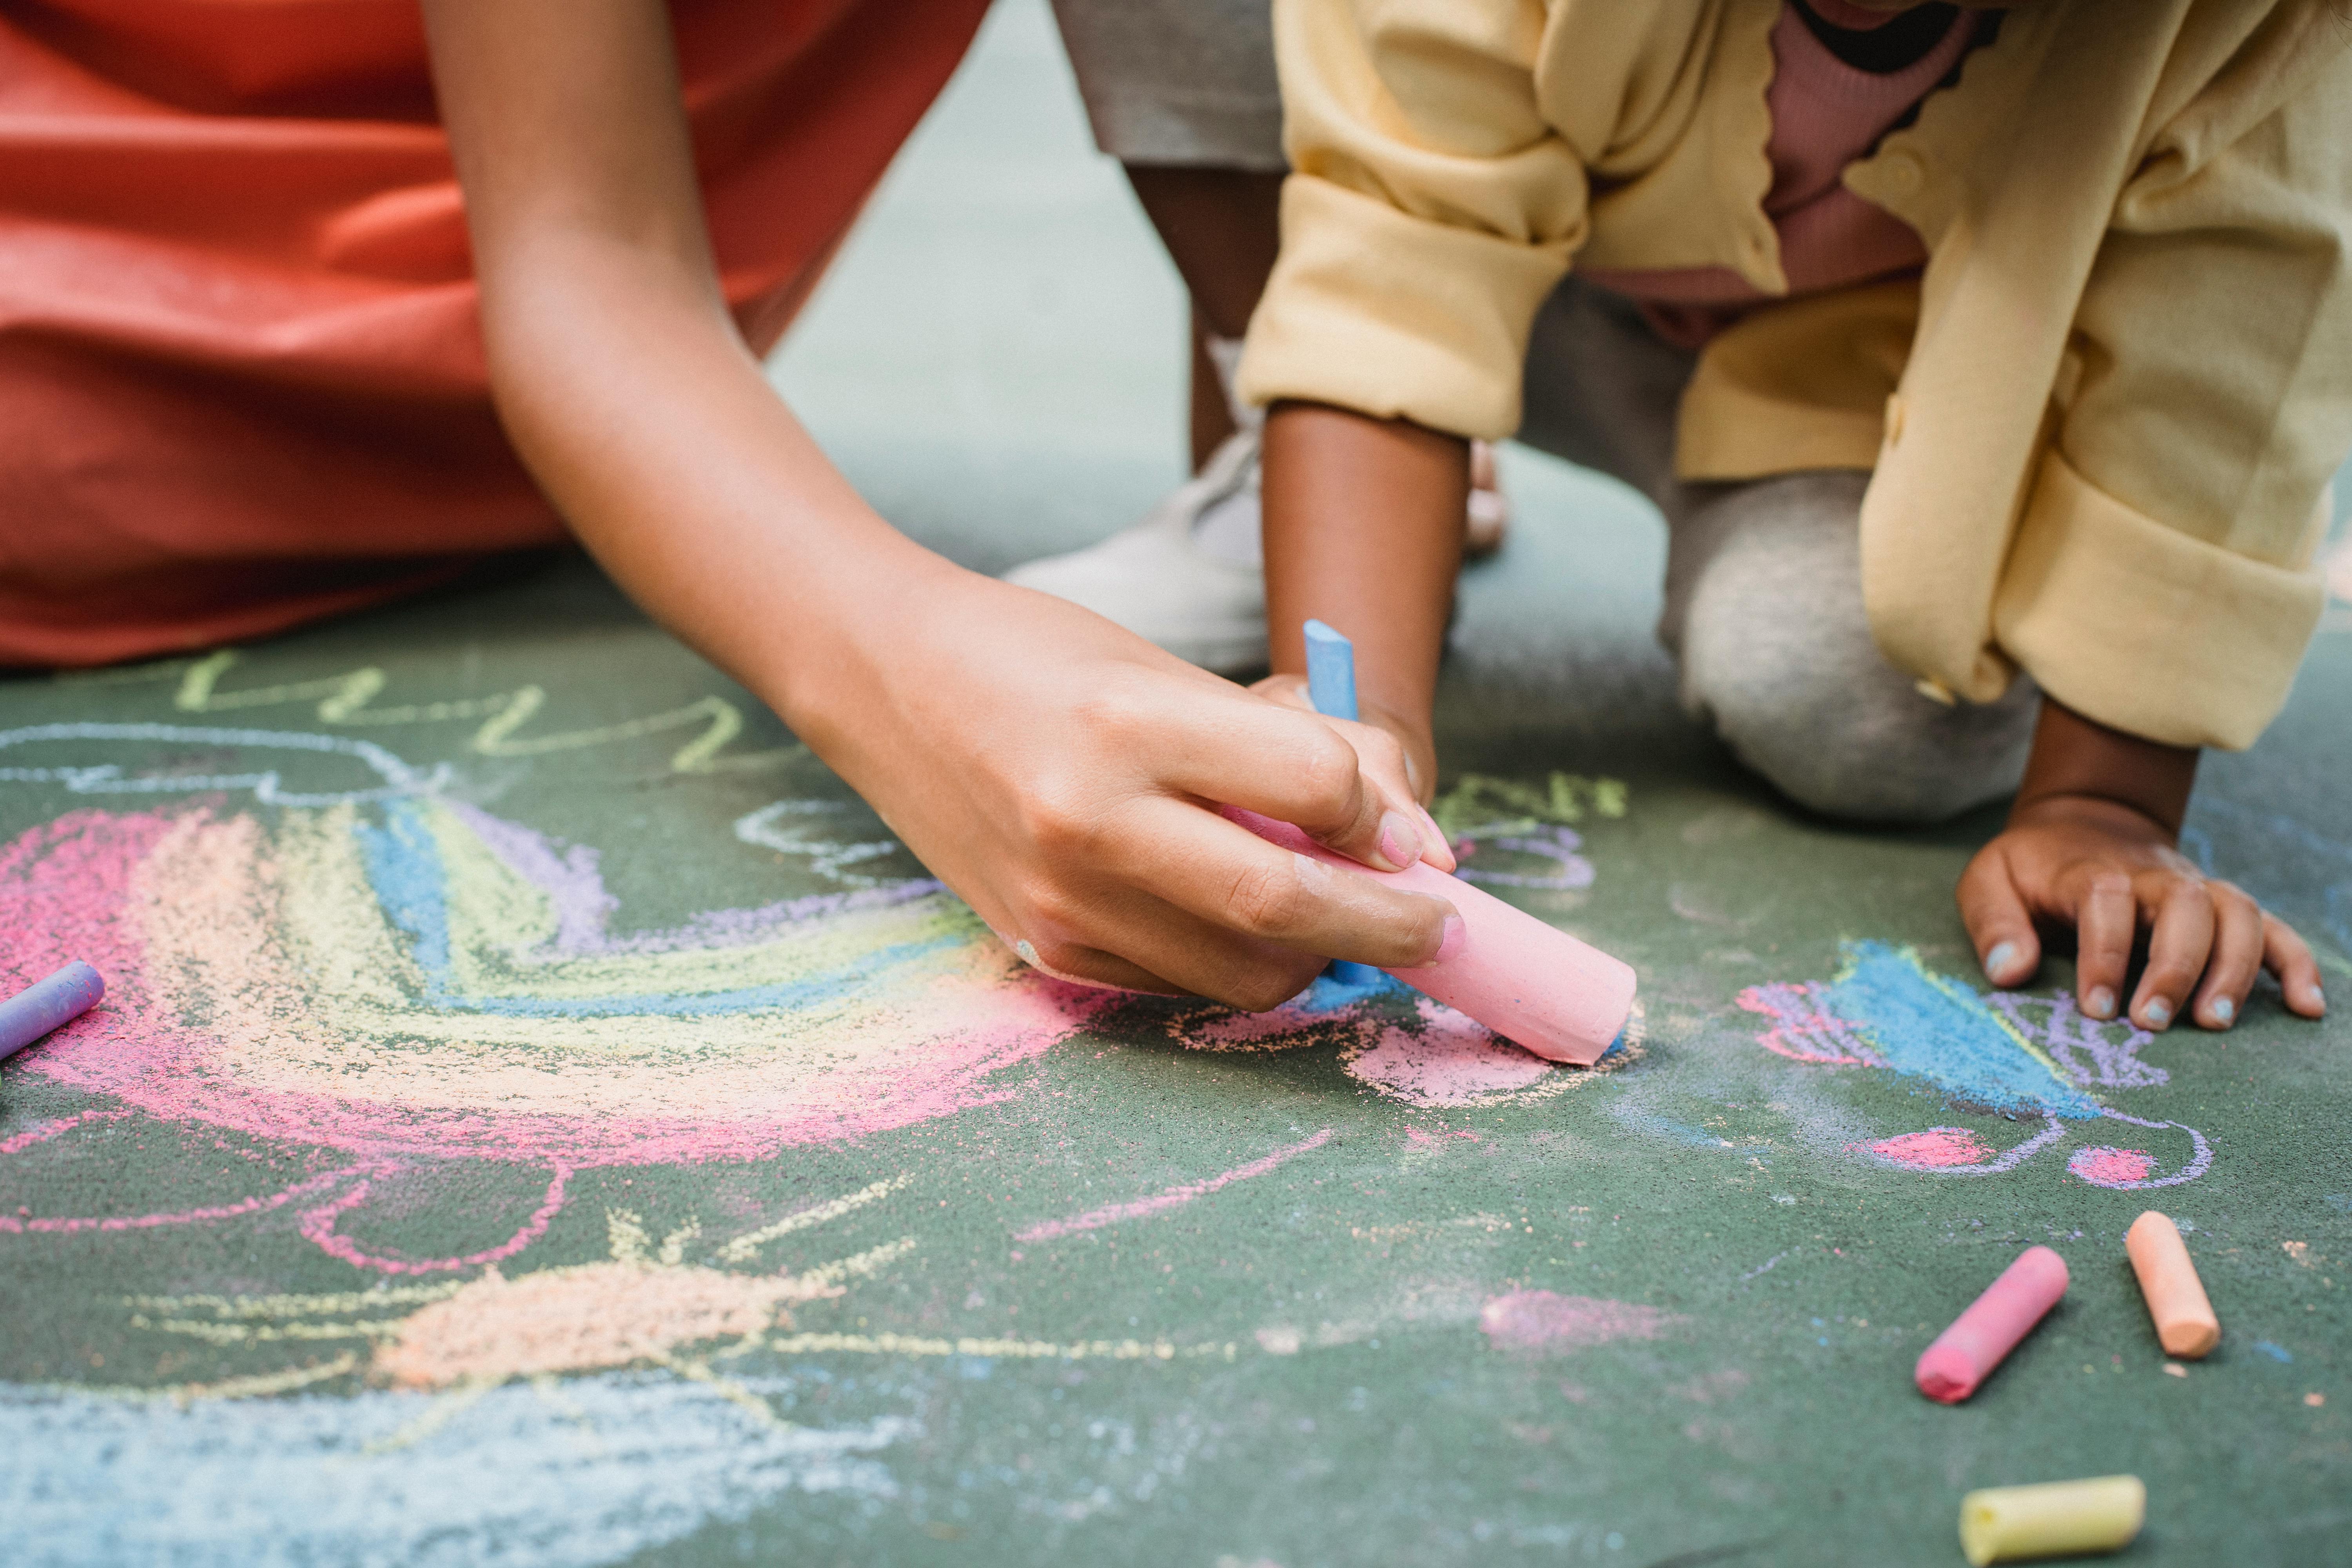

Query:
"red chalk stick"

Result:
[[1915, 1245, 2069, 1403]]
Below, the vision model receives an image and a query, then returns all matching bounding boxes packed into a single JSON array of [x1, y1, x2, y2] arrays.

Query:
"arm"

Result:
[[1258, 403, 1466, 797], [1241, 0, 1586, 781], [420, 0, 1457, 1007], [1959, 16, 2352, 1031]]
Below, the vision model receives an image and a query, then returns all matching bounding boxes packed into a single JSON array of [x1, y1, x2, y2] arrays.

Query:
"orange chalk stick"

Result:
[[2125, 1210, 2219, 1359], [1916, 1246, 2069, 1403]]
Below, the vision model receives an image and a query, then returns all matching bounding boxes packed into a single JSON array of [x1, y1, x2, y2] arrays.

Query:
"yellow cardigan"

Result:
[[1238, 0, 2352, 749]]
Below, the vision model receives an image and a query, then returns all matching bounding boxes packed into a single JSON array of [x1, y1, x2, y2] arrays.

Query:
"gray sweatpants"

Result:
[[1053, 0, 2040, 824]]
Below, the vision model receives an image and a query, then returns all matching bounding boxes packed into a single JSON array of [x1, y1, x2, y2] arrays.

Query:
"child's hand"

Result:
[[1955, 703, 2327, 1031], [792, 567, 1461, 1011]]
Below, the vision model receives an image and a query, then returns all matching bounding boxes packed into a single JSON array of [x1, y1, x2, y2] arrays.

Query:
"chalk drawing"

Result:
[[171, 648, 796, 775], [0, 730, 1110, 1272], [1431, 772, 1619, 892], [1013, 1129, 1334, 1243], [1477, 1291, 1683, 1355], [0, 1372, 915, 1568], [1738, 942, 2212, 1189]]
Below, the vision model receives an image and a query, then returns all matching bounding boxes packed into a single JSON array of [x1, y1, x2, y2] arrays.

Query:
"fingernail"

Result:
[[2208, 996, 2234, 1026], [2086, 986, 2117, 1019], [1416, 805, 1456, 869], [2299, 982, 2327, 1015], [1434, 913, 1466, 964], [2141, 997, 2172, 1029], [1377, 812, 1421, 870], [1984, 942, 2017, 983]]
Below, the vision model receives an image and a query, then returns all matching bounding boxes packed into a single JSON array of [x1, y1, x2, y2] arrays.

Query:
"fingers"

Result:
[[2073, 872, 2136, 1021], [2129, 877, 2214, 1031], [1955, 845, 2040, 988], [1138, 684, 1432, 873], [1009, 909, 1328, 1011], [2262, 912, 2329, 1020], [2185, 881, 2264, 1030], [1062, 795, 1456, 991]]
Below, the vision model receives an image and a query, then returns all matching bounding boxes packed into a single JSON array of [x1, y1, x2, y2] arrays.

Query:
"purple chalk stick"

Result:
[[0, 962, 105, 1063]]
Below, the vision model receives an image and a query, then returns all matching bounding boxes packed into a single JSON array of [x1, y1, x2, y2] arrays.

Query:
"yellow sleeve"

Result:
[[1995, 13, 2352, 750], [1234, 0, 1586, 440]]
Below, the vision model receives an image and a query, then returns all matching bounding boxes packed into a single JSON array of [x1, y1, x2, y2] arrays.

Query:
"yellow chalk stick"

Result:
[[2126, 1210, 2220, 1359], [1959, 1475, 2145, 1566]]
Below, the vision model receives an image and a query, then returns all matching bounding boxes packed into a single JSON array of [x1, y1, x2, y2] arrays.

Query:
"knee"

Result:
[[1670, 477, 2034, 824]]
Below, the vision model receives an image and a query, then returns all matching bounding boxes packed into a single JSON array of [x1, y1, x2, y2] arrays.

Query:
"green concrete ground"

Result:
[[2, 5, 2348, 1564]]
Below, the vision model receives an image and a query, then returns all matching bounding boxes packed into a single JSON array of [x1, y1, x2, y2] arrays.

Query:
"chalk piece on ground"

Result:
[[2125, 1210, 2220, 1359], [1915, 1245, 2068, 1403], [1959, 1475, 2144, 1565], [0, 961, 106, 1065]]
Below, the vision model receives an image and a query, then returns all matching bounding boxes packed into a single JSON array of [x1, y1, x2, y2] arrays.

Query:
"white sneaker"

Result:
[[1004, 335, 1508, 675], [1005, 423, 1272, 673]]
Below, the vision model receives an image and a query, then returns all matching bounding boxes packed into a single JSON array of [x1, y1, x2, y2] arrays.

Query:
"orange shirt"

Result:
[[0, 0, 988, 666]]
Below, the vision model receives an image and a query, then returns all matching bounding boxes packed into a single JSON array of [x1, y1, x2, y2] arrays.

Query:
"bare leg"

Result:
[[1122, 165, 1283, 470]]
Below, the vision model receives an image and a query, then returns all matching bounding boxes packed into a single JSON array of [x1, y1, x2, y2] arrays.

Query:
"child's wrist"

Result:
[[2010, 697, 2198, 837]]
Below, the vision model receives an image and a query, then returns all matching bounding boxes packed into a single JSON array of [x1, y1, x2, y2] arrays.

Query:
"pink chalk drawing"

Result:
[[1865, 1128, 1995, 1169], [1477, 1290, 1684, 1356], [1152, 978, 1642, 1110], [1738, 942, 2212, 1190], [0, 725, 1114, 1274], [1013, 1128, 1334, 1243]]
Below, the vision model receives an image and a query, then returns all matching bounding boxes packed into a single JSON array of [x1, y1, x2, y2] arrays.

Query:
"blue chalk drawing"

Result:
[[1740, 942, 2212, 1190], [2, 1372, 911, 1568]]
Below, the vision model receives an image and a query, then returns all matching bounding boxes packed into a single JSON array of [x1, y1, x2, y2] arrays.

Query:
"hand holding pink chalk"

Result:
[[1916, 1245, 2069, 1403], [1228, 808, 1636, 1064]]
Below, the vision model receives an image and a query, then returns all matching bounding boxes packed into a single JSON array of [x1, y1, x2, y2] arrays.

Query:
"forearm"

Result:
[[473, 239, 951, 730], [2012, 695, 2199, 837], [1261, 401, 1466, 730]]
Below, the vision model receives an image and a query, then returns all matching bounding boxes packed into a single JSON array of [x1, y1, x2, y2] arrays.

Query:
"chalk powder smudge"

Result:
[[1478, 1291, 1684, 1355]]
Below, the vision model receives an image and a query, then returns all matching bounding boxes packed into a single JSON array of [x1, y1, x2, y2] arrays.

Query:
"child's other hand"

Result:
[[792, 568, 1458, 1010], [1957, 792, 2327, 1031], [1248, 671, 1453, 870]]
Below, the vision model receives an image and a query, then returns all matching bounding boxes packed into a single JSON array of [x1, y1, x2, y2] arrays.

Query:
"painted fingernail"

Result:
[[1434, 913, 1466, 964], [2208, 996, 2234, 1026], [1984, 942, 2018, 982], [1377, 812, 1421, 870], [2086, 986, 2117, 1019], [2142, 997, 2172, 1029]]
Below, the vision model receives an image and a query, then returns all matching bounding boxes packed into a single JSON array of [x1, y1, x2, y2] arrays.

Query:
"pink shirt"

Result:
[[1584, 0, 1979, 347]]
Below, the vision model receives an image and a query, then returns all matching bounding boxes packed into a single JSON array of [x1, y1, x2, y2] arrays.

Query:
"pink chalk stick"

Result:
[[1229, 808, 1637, 1065], [1915, 1245, 2069, 1403]]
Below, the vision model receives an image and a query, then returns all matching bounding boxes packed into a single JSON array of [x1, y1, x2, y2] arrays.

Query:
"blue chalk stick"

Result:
[[0, 961, 105, 1064], [1303, 619, 1358, 724], [1299, 621, 1382, 987]]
